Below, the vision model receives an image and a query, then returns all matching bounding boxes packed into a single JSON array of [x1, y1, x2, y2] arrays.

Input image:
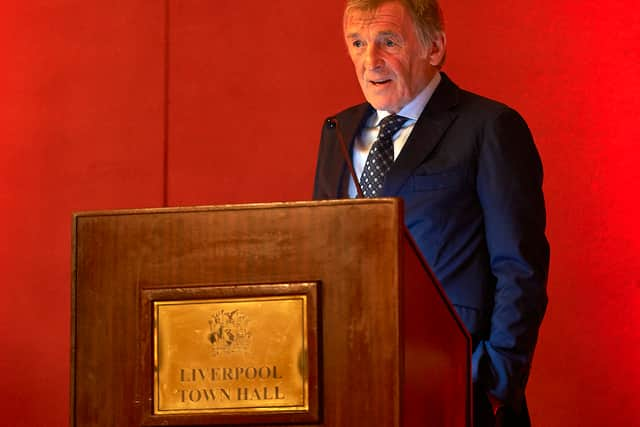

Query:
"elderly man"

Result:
[[313, 0, 549, 425]]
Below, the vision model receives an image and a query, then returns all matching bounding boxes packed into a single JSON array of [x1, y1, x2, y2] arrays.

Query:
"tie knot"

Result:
[[378, 114, 408, 140]]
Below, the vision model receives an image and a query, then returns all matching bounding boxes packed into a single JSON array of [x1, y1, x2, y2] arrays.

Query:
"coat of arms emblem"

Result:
[[208, 308, 251, 355]]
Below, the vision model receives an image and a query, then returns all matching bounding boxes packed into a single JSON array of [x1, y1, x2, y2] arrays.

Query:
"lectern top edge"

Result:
[[71, 197, 403, 219]]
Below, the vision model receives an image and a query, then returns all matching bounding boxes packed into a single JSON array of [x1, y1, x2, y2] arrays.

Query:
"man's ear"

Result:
[[427, 32, 447, 68]]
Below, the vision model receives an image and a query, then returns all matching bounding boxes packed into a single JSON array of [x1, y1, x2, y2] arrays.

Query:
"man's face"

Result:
[[344, 1, 435, 113]]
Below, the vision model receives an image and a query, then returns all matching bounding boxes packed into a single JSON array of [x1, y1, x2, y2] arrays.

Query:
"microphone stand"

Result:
[[327, 117, 365, 198]]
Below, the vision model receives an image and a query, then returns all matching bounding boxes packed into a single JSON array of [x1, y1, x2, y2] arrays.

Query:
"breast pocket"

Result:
[[412, 167, 466, 192]]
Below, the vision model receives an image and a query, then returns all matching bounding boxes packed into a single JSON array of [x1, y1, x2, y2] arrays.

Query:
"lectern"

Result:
[[70, 199, 471, 426]]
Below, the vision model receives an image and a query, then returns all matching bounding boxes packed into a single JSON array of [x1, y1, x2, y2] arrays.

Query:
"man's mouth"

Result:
[[370, 79, 392, 86]]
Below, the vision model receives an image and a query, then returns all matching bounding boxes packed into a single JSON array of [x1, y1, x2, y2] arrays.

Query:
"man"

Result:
[[313, 1, 549, 425]]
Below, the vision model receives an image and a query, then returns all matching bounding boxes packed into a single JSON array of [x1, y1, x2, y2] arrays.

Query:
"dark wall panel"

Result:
[[0, 2, 165, 425]]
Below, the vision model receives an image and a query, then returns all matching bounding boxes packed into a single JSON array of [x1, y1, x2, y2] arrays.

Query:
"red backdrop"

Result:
[[1, 1, 638, 425]]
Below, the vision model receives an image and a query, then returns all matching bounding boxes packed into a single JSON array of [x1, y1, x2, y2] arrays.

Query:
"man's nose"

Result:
[[363, 44, 383, 70]]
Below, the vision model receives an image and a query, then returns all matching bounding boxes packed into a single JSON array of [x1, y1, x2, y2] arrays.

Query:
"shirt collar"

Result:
[[372, 72, 442, 126]]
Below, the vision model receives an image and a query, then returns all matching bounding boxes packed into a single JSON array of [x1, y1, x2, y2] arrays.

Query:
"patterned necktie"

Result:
[[360, 114, 409, 197]]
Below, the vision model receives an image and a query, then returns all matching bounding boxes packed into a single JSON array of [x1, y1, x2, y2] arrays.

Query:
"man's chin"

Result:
[[363, 86, 405, 111], [365, 96, 401, 113]]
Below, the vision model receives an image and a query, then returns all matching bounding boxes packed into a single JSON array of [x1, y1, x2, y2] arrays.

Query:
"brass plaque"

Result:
[[154, 295, 309, 415]]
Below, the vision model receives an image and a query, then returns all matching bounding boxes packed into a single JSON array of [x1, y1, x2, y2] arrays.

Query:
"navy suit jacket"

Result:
[[313, 73, 549, 419]]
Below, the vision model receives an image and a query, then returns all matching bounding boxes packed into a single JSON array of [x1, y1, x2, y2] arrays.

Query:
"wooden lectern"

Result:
[[71, 199, 471, 426]]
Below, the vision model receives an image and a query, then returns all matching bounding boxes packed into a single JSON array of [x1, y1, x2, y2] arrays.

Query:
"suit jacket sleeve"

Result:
[[313, 118, 346, 200], [472, 107, 549, 409]]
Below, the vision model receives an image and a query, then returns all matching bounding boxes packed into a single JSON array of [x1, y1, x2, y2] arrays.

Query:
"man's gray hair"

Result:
[[344, 0, 445, 48]]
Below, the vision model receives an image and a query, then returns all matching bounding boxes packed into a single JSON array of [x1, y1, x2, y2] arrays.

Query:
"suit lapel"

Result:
[[336, 103, 374, 197], [384, 73, 460, 196]]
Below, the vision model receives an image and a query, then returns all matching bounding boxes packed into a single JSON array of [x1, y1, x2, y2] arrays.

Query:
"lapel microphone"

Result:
[[327, 117, 365, 198]]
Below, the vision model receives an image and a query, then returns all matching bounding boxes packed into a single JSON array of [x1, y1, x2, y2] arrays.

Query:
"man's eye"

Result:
[[353, 40, 364, 48], [385, 39, 396, 47]]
